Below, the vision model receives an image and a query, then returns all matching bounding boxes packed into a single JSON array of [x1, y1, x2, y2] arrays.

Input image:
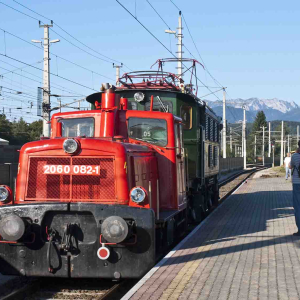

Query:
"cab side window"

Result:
[[174, 123, 183, 155], [180, 106, 192, 130]]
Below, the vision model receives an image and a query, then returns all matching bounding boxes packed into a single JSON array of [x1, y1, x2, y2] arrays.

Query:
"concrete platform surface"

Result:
[[122, 176, 299, 300]]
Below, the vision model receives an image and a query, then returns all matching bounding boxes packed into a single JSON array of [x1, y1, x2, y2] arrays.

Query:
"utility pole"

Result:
[[230, 127, 232, 153], [32, 21, 59, 137], [254, 135, 257, 163], [235, 144, 237, 157], [241, 135, 244, 157], [272, 143, 275, 168], [222, 88, 226, 158], [262, 126, 265, 166], [165, 11, 183, 80], [280, 121, 284, 166], [177, 11, 183, 79], [113, 63, 123, 87], [268, 122, 271, 157], [243, 107, 246, 169], [288, 134, 290, 153]]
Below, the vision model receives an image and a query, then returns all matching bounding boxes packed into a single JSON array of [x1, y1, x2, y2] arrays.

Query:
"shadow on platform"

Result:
[[164, 187, 298, 266]]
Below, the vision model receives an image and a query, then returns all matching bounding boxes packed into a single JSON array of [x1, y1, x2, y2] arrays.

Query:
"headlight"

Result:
[[63, 139, 79, 154], [101, 216, 129, 244], [134, 92, 145, 102], [0, 186, 10, 202], [130, 187, 146, 203]]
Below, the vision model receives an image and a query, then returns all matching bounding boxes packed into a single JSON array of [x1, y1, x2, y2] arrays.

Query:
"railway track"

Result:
[[218, 166, 267, 202], [0, 166, 267, 300], [0, 278, 124, 300]]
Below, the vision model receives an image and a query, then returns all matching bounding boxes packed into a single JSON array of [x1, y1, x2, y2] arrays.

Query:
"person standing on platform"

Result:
[[284, 153, 291, 180], [290, 141, 300, 236]]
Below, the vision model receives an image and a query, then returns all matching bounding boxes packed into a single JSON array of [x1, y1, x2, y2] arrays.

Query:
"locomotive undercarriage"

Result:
[[0, 203, 155, 279], [188, 175, 219, 223]]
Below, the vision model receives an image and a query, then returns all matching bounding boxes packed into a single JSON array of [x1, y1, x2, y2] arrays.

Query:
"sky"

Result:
[[0, 0, 300, 123]]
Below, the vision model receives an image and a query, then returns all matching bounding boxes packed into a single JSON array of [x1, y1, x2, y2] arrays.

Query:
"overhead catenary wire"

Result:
[[0, 53, 98, 92], [3, 30, 7, 56], [169, 0, 223, 89], [146, 0, 172, 31], [0, 76, 84, 100], [8, 0, 133, 71], [0, 28, 114, 81], [1, 67, 86, 97], [1, 90, 37, 101], [146, 0, 197, 57], [0, 63, 86, 97], [115, 0, 223, 102], [0, 20, 113, 120], [0, 1, 39, 21], [118, 0, 240, 125], [0, 76, 39, 94], [168, 0, 241, 124]]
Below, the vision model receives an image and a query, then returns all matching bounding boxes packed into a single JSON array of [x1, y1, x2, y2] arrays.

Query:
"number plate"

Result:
[[43, 165, 100, 175]]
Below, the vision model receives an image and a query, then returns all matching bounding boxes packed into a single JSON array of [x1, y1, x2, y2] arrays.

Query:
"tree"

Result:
[[274, 122, 290, 136], [11, 117, 29, 145], [0, 114, 12, 142], [28, 120, 43, 141], [0, 116, 42, 145], [252, 111, 267, 133]]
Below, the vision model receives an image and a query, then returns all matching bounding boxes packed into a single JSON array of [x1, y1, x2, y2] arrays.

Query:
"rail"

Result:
[[0, 278, 123, 300]]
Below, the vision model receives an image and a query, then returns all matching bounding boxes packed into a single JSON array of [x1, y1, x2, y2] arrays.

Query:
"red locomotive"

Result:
[[0, 67, 221, 279]]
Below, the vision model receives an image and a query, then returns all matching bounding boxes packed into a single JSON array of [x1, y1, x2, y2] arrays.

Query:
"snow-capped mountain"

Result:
[[206, 98, 298, 113], [205, 98, 300, 123]]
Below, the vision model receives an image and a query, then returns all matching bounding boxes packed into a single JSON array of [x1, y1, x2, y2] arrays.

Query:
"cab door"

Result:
[[175, 122, 187, 207]]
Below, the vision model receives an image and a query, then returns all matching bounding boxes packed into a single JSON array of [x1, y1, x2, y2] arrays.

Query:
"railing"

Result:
[[219, 157, 243, 174], [220, 156, 281, 175]]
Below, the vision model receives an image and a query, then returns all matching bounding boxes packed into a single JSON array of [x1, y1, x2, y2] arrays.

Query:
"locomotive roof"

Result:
[[86, 88, 220, 122]]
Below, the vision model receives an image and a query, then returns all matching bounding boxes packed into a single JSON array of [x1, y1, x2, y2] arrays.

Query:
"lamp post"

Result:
[[272, 144, 275, 168], [165, 11, 183, 79], [32, 21, 60, 137]]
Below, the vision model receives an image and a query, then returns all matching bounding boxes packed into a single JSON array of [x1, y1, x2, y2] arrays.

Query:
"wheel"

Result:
[[212, 185, 219, 207], [189, 194, 206, 223]]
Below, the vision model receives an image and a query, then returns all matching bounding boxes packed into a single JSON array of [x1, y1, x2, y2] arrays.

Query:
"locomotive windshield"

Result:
[[128, 118, 167, 146], [60, 117, 94, 137]]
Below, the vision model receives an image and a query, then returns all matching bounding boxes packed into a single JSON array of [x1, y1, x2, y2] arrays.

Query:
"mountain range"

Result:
[[205, 98, 300, 123]]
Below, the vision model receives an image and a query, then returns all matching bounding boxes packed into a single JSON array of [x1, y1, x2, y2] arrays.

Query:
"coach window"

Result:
[[180, 106, 192, 130], [60, 117, 94, 137]]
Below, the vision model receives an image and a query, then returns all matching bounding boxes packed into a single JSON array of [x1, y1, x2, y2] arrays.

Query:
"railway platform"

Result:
[[122, 173, 299, 300]]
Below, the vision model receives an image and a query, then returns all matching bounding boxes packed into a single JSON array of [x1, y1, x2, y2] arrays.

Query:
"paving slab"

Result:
[[122, 176, 298, 300]]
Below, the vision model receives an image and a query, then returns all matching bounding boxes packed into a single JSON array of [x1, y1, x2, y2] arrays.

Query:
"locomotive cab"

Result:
[[0, 86, 187, 279]]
